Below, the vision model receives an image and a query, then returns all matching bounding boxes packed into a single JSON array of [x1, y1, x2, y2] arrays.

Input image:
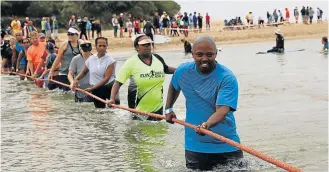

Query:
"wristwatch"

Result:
[[165, 108, 173, 114]]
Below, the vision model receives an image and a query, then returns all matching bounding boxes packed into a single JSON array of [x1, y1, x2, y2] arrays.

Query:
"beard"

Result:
[[198, 61, 216, 74], [140, 52, 152, 58]]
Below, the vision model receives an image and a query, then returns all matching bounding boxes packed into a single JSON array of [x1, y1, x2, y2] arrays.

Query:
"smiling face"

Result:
[[192, 41, 217, 75]]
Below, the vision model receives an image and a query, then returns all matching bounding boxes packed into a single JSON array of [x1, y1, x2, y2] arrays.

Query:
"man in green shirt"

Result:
[[108, 35, 175, 120]]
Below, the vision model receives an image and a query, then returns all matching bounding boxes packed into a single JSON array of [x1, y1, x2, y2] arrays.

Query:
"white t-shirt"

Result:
[[126, 21, 132, 29], [85, 53, 116, 86]]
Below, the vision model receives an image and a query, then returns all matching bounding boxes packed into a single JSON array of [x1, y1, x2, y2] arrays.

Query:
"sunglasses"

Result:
[[67, 33, 76, 36], [23, 42, 29, 44]]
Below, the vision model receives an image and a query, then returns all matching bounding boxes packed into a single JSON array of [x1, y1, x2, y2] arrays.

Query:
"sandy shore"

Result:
[[56, 21, 328, 54]]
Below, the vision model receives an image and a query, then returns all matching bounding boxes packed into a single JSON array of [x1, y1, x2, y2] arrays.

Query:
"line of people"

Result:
[[1, 27, 246, 171]]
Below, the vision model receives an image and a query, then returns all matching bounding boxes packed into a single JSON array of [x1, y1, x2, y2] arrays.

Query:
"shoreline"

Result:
[[56, 22, 327, 54]]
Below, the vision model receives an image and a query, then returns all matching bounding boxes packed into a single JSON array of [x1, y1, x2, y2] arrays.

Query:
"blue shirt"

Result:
[[15, 42, 25, 65], [171, 62, 240, 153], [193, 15, 197, 24], [324, 42, 328, 51]]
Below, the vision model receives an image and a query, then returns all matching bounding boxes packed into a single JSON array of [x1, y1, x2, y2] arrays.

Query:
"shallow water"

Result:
[[1, 38, 327, 172]]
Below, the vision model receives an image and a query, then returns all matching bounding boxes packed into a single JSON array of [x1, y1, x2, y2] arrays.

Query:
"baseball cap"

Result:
[[80, 40, 92, 52], [39, 33, 46, 38], [138, 38, 153, 45], [275, 29, 282, 35], [68, 27, 79, 34]]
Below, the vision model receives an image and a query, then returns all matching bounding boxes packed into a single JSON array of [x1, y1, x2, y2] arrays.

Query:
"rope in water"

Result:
[[4, 71, 302, 172]]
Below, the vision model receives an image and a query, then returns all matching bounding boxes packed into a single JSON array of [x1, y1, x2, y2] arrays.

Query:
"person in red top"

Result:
[[205, 13, 210, 31], [133, 18, 140, 35], [285, 8, 290, 23]]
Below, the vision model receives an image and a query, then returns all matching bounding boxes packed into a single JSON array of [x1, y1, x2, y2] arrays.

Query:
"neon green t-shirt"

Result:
[[41, 21, 45, 30], [116, 54, 166, 113]]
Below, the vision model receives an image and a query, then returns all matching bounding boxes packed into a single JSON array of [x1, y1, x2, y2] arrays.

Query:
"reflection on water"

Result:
[[27, 92, 52, 130], [1, 38, 328, 172]]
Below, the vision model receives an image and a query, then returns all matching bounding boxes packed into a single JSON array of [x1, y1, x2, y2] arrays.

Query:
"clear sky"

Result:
[[176, 0, 328, 21]]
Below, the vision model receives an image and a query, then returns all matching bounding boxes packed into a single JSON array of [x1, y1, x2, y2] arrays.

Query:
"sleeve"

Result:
[[85, 57, 90, 69], [26, 47, 32, 61], [115, 59, 133, 84], [69, 56, 77, 73], [153, 54, 169, 74], [170, 63, 188, 91], [216, 75, 239, 111]]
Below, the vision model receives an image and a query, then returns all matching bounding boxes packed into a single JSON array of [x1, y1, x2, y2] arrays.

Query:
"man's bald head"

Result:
[[192, 35, 217, 52]]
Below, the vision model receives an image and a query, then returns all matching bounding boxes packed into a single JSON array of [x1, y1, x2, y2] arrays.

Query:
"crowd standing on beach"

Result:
[[110, 11, 211, 40], [224, 6, 324, 29], [1, 4, 328, 171]]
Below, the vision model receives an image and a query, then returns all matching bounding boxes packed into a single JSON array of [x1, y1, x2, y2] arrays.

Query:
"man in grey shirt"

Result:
[[68, 40, 93, 102]]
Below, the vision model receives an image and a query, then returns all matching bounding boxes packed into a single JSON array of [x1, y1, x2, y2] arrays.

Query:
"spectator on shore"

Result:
[[294, 7, 299, 23], [309, 7, 314, 24]]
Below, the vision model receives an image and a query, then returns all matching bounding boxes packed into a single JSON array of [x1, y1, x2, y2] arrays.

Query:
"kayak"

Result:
[[256, 49, 305, 54]]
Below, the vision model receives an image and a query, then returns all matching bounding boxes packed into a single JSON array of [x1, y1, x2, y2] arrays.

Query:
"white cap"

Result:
[[138, 38, 154, 45], [68, 27, 79, 34], [120, 13, 123, 16], [275, 29, 282, 35]]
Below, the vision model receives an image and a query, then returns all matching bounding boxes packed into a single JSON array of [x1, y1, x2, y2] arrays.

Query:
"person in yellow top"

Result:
[[11, 16, 21, 35], [108, 35, 176, 120], [245, 12, 253, 25]]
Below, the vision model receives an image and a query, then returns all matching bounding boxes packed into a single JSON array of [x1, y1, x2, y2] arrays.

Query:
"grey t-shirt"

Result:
[[59, 41, 80, 75], [69, 54, 91, 98]]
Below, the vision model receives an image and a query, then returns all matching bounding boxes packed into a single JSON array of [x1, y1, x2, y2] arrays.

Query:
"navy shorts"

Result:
[[185, 149, 244, 171]]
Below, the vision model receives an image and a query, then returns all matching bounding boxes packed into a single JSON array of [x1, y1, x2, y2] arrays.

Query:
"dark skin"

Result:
[[108, 36, 175, 106], [165, 40, 232, 135], [73, 39, 114, 92]]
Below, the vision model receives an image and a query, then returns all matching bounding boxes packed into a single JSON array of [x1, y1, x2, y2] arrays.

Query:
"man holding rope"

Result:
[[165, 35, 243, 170]]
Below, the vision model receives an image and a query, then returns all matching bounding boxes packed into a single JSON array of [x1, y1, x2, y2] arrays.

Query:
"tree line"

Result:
[[1, 1, 181, 30]]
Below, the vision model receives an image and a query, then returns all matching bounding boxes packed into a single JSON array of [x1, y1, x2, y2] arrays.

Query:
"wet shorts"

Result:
[[185, 149, 244, 171]]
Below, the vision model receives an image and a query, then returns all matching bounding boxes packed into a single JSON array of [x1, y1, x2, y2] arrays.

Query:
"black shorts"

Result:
[[48, 75, 70, 91], [193, 23, 197, 28], [131, 107, 163, 121], [185, 150, 244, 171], [259, 20, 264, 24], [2, 56, 12, 68], [75, 91, 93, 103], [91, 82, 120, 108]]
